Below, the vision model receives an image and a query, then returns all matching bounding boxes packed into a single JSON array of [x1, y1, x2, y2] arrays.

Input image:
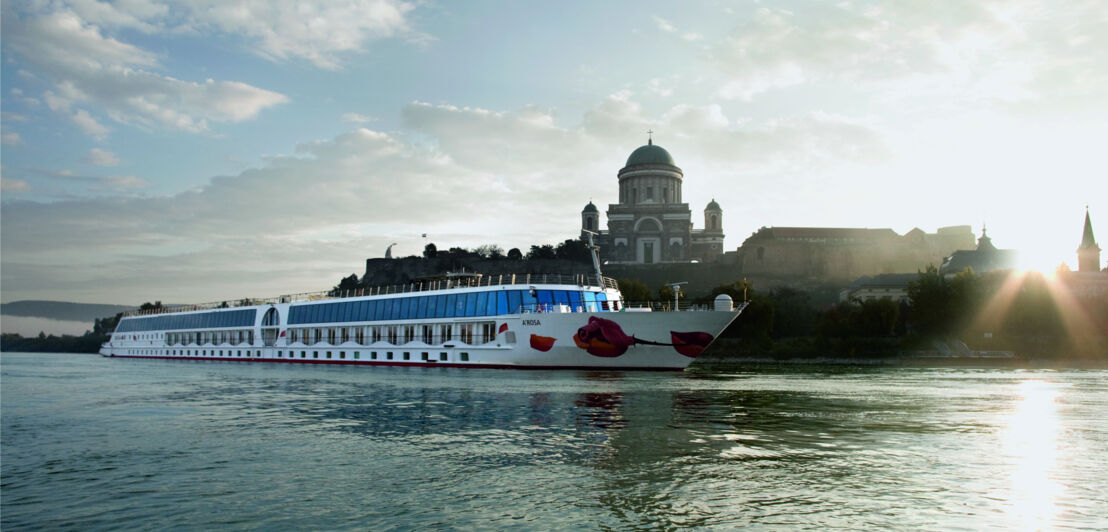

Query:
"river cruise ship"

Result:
[[101, 240, 745, 369]]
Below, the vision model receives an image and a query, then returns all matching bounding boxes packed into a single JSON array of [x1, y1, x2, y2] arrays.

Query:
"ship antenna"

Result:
[[582, 229, 604, 287]]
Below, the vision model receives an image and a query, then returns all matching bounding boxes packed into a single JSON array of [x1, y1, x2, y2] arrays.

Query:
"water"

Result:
[[2, 353, 1107, 530]]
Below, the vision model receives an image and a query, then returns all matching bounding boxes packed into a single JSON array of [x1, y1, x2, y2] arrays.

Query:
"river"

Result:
[[2, 352, 1106, 530]]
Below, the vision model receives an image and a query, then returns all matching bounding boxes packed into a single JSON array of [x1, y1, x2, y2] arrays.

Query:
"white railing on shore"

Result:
[[123, 273, 620, 317]]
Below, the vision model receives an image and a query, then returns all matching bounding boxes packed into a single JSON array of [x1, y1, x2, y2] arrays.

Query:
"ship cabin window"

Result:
[[371, 351, 377, 360], [422, 326, 433, 344], [403, 352, 410, 361], [353, 352, 359, 360], [386, 352, 393, 360], [439, 352, 448, 361], [277, 350, 282, 357], [460, 353, 469, 362], [301, 351, 306, 358], [421, 352, 429, 361], [340, 351, 346, 359], [326, 351, 332, 359], [313, 351, 318, 359]]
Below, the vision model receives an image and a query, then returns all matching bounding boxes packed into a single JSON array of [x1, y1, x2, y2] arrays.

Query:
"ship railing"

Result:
[[122, 273, 621, 317]]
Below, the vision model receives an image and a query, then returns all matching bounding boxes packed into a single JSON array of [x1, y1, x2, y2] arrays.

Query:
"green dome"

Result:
[[625, 142, 675, 166], [582, 201, 598, 213], [706, 198, 721, 210]]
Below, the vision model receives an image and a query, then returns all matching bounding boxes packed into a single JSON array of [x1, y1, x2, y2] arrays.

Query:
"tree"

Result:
[[423, 243, 438, 258], [616, 279, 652, 302], [854, 298, 901, 337], [657, 284, 684, 304], [506, 248, 523, 260], [709, 280, 753, 302], [767, 287, 817, 338], [475, 244, 505, 259], [329, 273, 361, 296], [906, 266, 952, 337], [139, 301, 163, 311], [527, 244, 556, 260], [554, 239, 591, 262]]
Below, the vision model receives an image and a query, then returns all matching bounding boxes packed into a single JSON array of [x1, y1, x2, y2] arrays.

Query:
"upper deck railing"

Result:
[[123, 273, 620, 317]]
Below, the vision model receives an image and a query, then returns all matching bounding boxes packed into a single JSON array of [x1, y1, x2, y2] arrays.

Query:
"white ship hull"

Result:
[[102, 271, 744, 370], [101, 309, 739, 370]]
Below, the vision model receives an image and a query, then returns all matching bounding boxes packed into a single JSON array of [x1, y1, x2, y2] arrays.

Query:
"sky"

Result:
[[1, 0, 1106, 307]]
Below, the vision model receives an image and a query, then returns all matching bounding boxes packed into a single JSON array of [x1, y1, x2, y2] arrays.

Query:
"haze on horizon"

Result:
[[2, 0, 1106, 307]]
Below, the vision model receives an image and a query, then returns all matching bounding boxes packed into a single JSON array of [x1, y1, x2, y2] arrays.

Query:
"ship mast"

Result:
[[582, 230, 604, 288]]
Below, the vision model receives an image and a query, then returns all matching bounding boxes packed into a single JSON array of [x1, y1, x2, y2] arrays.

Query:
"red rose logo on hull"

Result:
[[573, 316, 636, 357], [530, 334, 556, 352], [669, 331, 714, 358], [570, 316, 715, 358]]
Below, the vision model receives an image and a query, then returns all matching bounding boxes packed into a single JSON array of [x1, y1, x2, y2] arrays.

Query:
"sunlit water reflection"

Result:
[[2, 353, 1106, 529]]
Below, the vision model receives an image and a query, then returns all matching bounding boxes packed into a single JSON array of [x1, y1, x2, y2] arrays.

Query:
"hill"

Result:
[[0, 300, 136, 322]]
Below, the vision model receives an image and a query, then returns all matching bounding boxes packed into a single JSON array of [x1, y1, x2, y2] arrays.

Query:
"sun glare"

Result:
[[1002, 380, 1064, 530]]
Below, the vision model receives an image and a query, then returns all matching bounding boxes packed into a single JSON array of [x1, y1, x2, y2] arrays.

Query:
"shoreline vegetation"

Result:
[[4, 243, 1104, 366]]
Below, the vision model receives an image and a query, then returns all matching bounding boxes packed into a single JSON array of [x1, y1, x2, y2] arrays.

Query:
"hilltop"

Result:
[[0, 301, 136, 322]]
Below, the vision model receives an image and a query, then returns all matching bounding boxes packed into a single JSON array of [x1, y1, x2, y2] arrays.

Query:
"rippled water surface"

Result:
[[3, 353, 1107, 530]]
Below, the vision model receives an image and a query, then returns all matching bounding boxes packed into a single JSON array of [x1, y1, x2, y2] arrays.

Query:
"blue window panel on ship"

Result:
[[521, 290, 538, 311], [536, 290, 553, 305], [568, 291, 582, 309], [415, 296, 427, 319], [395, 298, 406, 320], [360, 300, 370, 321], [596, 293, 608, 311], [583, 291, 597, 312], [454, 294, 466, 317], [492, 292, 504, 315], [554, 291, 570, 306], [473, 292, 487, 317], [441, 294, 454, 318], [505, 291, 520, 314], [424, 295, 436, 319]]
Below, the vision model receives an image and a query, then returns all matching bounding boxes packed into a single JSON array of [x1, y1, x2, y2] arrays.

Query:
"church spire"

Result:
[[1080, 206, 1098, 249], [1077, 206, 1101, 272]]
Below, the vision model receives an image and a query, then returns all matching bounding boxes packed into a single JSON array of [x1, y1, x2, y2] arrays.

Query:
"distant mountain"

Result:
[[0, 301, 137, 322]]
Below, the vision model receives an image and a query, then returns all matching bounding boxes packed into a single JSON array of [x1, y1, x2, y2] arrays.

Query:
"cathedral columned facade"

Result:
[[581, 139, 724, 264]]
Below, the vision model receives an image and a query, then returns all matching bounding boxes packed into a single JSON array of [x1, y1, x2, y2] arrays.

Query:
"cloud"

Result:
[[341, 112, 374, 124], [181, 0, 417, 69], [1, 91, 888, 302], [1, 177, 31, 193], [3, 8, 289, 138], [653, 16, 676, 33], [706, 1, 1108, 108], [71, 109, 110, 139], [84, 148, 120, 166], [2, 132, 22, 145]]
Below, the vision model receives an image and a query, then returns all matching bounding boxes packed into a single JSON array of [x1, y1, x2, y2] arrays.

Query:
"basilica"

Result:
[[580, 139, 725, 264]]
